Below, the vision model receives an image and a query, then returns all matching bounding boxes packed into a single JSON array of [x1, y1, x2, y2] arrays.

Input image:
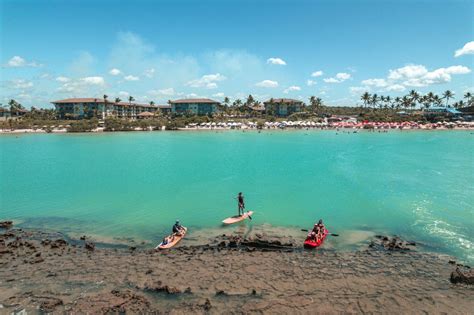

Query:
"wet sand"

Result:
[[0, 227, 473, 314]]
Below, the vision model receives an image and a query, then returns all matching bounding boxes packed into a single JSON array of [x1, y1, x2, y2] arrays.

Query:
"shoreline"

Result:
[[1, 226, 473, 313], [1, 126, 474, 134]]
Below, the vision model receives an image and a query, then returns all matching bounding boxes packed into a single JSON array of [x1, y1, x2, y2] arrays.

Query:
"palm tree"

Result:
[[115, 97, 121, 103], [309, 96, 317, 113], [223, 97, 230, 107], [442, 90, 454, 107], [433, 95, 442, 106], [401, 96, 411, 110], [246, 94, 255, 106], [370, 94, 379, 110], [384, 96, 391, 110], [454, 100, 465, 109], [408, 90, 419, 109], [464, 92, 473, 106], [394, 97, 402, 109], [128, 96, 135, 105], [361, 92, 371, 109], [102, 94, 108, 119], [150, 101, 155, 106]]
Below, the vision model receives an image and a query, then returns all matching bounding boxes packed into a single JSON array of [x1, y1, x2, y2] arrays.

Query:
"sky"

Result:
[[0, 0, 473, 108]]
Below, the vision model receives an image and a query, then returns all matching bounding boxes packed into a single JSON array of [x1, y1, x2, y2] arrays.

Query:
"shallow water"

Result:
[[0, 130, 473, 262]]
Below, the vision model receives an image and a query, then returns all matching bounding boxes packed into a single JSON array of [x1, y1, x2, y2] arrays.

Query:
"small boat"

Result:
[[222, 211, 254, 225], [156, 227, 187, 250], [304, 228, 329, 249]]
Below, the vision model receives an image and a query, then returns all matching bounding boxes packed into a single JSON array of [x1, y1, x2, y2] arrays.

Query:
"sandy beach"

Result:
[[1, 226, 473, 314]]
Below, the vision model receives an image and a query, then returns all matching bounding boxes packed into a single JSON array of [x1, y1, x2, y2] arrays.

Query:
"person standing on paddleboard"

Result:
[[237, 192, 245, 216]]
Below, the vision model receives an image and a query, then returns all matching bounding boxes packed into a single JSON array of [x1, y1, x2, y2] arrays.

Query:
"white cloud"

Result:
[[81, 76, 105, 85], [266, 57, 286, 65], [336, 72, 351, 80], [361, 78, 387, 87], [255, 80, 279, 88], [144, 68, 156, 78], [109, 68, 121, 76], [323, 78, 339, 83], [149, 88, 175, 96], [186, 73, 226, 89], [283, 85, 301, 93], [324, 72, 351, 83], [118, 91, 130, 98], [454, 41, 474, 57], [311, 70, 323, 77], [388, 64, 428, 80], [386, 84, 406, 92], [124, 75, 139, 81], [4, 55, 41, 67], [359, 64, 471, 92], [57, 76, 105, 94], [212, 92, 225, 98], [307, 80, 317, 86], [349, 86, 368, 95], [8, 79, 34, 89], [56, 76, 70, 83]]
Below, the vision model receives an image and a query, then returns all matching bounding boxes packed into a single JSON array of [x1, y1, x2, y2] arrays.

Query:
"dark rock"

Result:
[[143, 282, 182, 294], [129, 246, 137, 251], [85, 241, 95, 251], [0, 221, 13, 229], [50, 239, 68, 248], [450, 267, 474, 285], [203, 298, 212, 311], [80, 235, 86, 240], [145, 269, 153, 275], [215, 290, 227, 296], [449, 260, 456, 265], [39, 298, 63, 312], [30, 256, 44, 264]]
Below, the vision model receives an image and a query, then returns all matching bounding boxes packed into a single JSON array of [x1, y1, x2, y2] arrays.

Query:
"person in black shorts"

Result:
[[237, 192, 245, 216]]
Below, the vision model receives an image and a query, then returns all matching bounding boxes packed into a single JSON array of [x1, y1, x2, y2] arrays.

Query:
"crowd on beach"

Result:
[[2, 119, 474, 134], [184, 120, 474, 130]]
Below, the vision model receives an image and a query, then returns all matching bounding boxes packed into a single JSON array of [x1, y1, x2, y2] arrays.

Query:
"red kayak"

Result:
[[304, 229, 329, 248]]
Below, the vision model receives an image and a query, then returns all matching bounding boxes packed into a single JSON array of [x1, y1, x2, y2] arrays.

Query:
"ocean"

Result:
[[1, 130, 473, 262]]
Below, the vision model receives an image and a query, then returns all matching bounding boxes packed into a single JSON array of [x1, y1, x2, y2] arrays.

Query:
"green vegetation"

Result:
[[1, 90, 472, 133], [67, 119, 99, 132]]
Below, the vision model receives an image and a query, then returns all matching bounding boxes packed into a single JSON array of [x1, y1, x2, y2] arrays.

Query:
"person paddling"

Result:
[[237, 192, 245, 216], [172, 220, 185, 235]]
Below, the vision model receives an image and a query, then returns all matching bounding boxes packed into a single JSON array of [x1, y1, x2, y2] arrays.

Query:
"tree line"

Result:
[[360, 90, 473, 110]]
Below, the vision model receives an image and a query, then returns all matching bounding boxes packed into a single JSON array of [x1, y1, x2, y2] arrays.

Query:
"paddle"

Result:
[[300, 229, 338, 237]]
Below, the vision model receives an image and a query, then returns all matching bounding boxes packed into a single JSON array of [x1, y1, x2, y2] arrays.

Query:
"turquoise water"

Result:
[[1, 131, 473, 262]]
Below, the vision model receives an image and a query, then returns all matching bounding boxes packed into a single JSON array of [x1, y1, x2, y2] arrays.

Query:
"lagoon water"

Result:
[[1, 130, 473, 262]]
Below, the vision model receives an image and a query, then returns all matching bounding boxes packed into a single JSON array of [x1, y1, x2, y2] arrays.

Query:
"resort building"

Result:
[[52, 98, 160, 120], [0, 108, 28, 120], [156, 104, 172, 115], [422, 107, 462, 118], [263, 98, 304, 116], [170, 98, 220, 115]]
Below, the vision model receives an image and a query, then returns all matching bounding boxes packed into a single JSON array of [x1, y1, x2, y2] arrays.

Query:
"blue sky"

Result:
[[1, 0, 473, 108]]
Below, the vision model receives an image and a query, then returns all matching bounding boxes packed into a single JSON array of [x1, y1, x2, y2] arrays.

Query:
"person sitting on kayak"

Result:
[[162, 234, 175, 245], [172, 220, 185, 235], [315, 219, 325, 237], [237, 192, 245, 216]]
